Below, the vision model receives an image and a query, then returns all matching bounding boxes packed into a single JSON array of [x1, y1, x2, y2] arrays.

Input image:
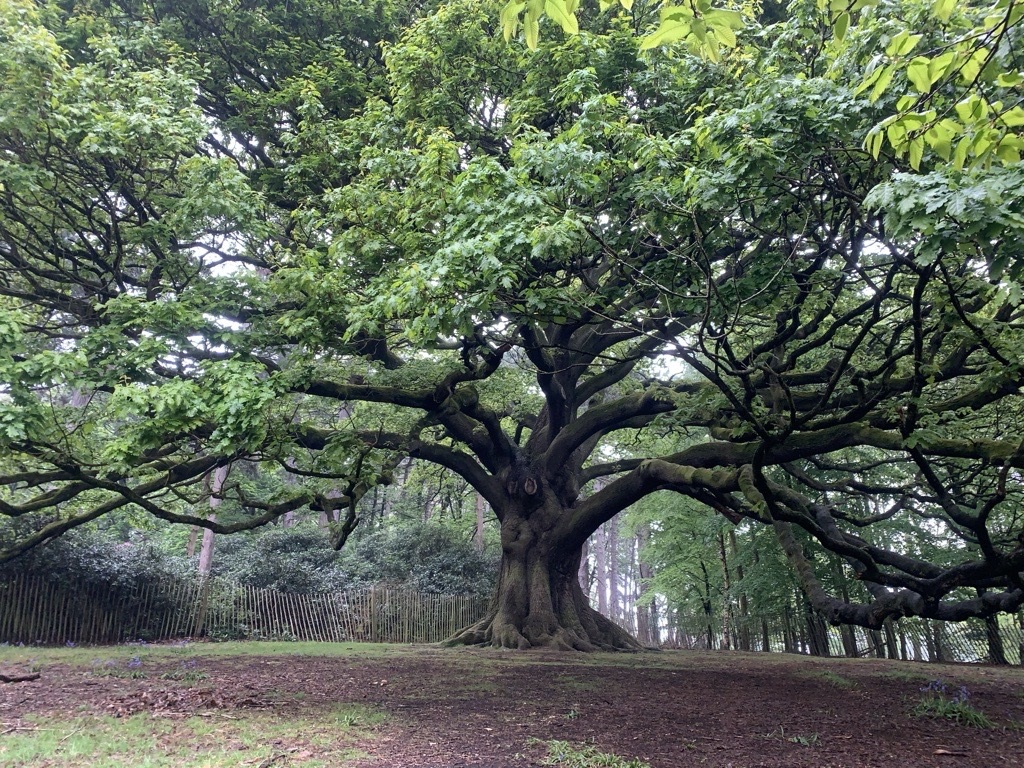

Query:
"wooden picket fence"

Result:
[[666, 608, 1024, 665], [0, 573, 490, 646]]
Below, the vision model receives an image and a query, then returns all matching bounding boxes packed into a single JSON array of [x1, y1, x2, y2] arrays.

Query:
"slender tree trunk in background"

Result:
[[868, 629, 884, 658], [912, 627, 923, 661], [595, 525, 608, 616], [898, 623, 908, 661], [805, 602, 830, 657], [198, 465, 227, 577], [728, 530, 750, 651], [648, 597, 660, 647], [381, 459, 410, 522], [700, 560, 714, 649], [932, 621, 946, 663], [975, 589, 1008, 664], [717, 532, 732, 650], [984, 614, 1008, 664], [835, 563, 859, 657], [607, 516, 620, 624], [761, 619, 771, 652], [884, 619, 899, 660], [474, 493, 487, 553], [186, 527, 199, 558], [782, 605, 794, 653], [635, 524, 655, 646]]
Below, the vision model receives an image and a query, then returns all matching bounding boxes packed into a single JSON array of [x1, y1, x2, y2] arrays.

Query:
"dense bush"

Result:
[[0, 524, 190, 590], [212, 525, 348, 593], [0, 518, 498, 597], [339, 523, 499, 596], [213, 521, 497, 597]]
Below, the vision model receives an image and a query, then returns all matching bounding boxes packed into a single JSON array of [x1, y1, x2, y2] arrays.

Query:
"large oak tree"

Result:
[[1, 0, 1023, 649]]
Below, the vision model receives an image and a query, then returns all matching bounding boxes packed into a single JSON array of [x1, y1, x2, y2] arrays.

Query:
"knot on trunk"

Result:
[[504, 463, 540, 498]]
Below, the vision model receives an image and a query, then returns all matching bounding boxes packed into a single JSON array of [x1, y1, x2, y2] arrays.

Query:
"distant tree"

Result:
[[1, 0, 1023, 650]]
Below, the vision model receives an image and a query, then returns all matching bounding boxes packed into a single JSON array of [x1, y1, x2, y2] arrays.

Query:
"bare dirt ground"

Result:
[[2, 645, 1023, 767]]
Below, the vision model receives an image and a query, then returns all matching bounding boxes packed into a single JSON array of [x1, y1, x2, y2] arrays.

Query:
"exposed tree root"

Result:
[[444, 602, 644, 651]]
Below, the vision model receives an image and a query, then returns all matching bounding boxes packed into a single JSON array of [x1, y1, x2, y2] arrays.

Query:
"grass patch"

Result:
[[0, 641, 413, 669], [531, 739, 651, 768], [883, 668, 930, 683], [812, 670, 857, 689], [911, 680, 994, 728], [0, 704, 384, 768], [557, 674, 602, 693]]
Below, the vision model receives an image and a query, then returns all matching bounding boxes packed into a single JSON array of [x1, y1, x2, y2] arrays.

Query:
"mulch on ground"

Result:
[[2, 646, 1023, 767]]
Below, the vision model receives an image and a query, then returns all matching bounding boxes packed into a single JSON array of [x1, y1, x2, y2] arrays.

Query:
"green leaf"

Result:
[[704, 9, 744, 29], [501, 1, 526, 41], [995, 140, 1021, 164], [1000, 106, 1024, 127], [855, 65, 883, 96], [865, 129, 885, 159], [933, 0, 956, 22], [927, 51, 956, 83], [834, 11, 850, 41], [544, 0, 579, 35], [908, 136, 924, 169], [952, 135, 971, 169], [906, 57, 932, 93], [640, 18, 691, 50], [886, 31, 922, 56], [869, 64, 896, 102]]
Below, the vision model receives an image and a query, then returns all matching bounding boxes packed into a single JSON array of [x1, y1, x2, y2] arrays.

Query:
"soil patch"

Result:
[[2, 647, 1023, 767]]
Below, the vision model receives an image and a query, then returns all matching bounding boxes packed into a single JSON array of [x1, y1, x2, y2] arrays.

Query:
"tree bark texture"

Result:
[[445, 503, 642, 651]]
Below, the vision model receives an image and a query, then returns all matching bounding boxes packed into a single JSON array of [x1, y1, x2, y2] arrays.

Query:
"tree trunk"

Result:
[[198, 465, 227, 577], [700, 560, 715, 649], [984, 614, 1008, 665], [595, 525, 608, 616], [474, 492, 487, 554], [635, 524, 656, 647], [717, 532, 732, 650], [729, 530, 751, 651], [445, 504, 642, 651], [607, 516, 621, 625], [578, 538, 590, 594]]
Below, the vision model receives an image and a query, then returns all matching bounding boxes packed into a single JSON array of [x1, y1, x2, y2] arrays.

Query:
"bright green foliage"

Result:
[[848, 0, 1024, 170], [500, 0, 747, 59]]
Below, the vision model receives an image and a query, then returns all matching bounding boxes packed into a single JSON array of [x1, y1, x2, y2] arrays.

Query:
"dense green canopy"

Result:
[[1, 0, 1022, 648]]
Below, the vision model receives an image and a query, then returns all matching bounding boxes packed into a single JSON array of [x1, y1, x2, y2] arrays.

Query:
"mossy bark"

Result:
[[445, 503, 642, 651]]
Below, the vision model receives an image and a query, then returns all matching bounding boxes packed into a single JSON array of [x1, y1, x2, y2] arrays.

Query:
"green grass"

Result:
[[0, 641, 412, 669], [531, 739, 651, 768], [882, 668, 931, 683], [0, 704, 385, 767], [812, 670, 857, 689], [557, 674, 603, 693], [911, 696, 994, 728]]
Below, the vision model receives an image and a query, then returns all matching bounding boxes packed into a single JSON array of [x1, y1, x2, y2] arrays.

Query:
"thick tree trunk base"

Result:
[[447, 506, 647, 651], [444, 607, 643, 651], [444, 585, 645, 652]]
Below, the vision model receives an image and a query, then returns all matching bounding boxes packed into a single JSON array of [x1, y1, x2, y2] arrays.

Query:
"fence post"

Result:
[[370, 585, 378, 643], [193, 577, 212, 638]]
